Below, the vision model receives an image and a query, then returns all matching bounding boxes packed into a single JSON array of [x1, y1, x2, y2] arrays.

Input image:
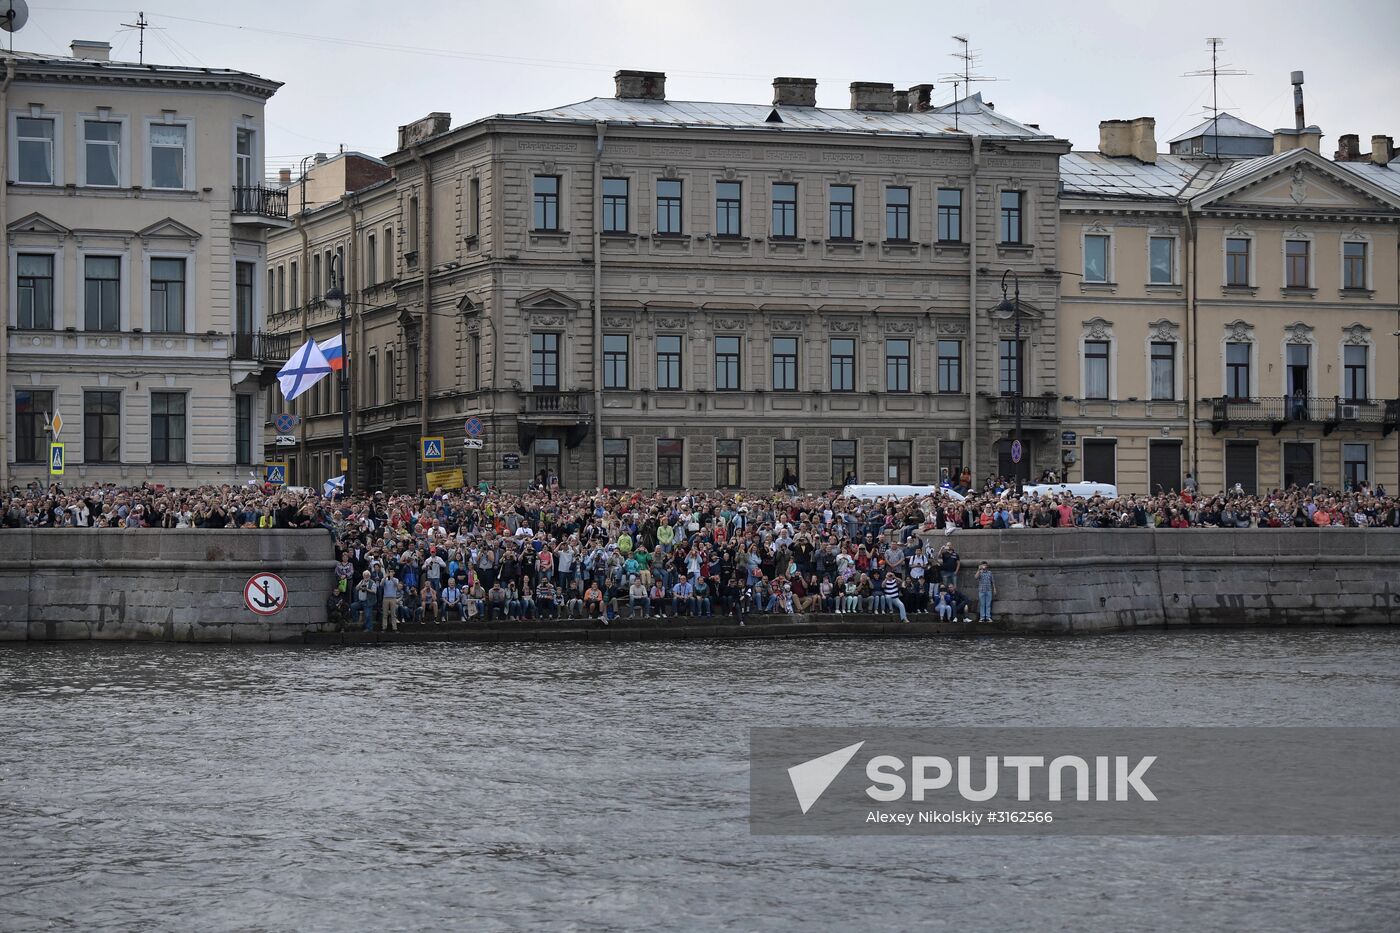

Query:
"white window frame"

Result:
[[8, 108, 63, 186], [1222, 233, 1255, 287], [232, 121, 259, 189], [78, 248, 129, 333], [77, 112, 129, 188], [1081, 230, 1112, 284], [1147, 235, 1178, 286], [1146, 337, 1181, 402], [142, 248, 196, 334], [1080, 332, 1115, 400], [145, 115, 195, 191], [1339, 235, 1372, 291], [8, 245, 64, 329]]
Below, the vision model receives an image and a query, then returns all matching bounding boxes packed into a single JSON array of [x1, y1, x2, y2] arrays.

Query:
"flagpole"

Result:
[[326, 256, 352, 495]]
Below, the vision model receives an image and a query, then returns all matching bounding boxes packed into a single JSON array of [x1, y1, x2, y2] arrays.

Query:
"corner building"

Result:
[[360, 71, 1069, 493]]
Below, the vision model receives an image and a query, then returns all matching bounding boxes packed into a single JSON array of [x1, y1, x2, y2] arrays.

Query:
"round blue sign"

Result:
[[275, 413, 296, 434], [1011, 439, 1024, 464], [464, 417, 484, 437]]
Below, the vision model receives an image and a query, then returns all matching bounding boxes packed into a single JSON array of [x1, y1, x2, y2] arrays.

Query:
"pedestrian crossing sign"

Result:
[[421, 436, 445, 462], [264, 462, 287, 486], [49, 442, 64, 476]]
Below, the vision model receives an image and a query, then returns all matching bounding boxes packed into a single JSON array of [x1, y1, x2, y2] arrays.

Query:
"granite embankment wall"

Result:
[[0, 530, 335, 643], [929, 528, 1400, 632]]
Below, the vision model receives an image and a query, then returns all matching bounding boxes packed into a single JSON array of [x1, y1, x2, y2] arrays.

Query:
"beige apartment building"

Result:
[[268, 72, 1072, 493], [2, 41, 286, 490], [1059, 112, 1400, 494]]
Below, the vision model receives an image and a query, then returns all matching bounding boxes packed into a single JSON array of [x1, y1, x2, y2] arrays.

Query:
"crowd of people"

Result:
[[4, 476, 1398, 631]]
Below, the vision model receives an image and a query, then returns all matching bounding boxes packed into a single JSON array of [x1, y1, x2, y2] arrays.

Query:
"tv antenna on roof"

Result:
[[2, 0, 29, 52], [120, 11, 150, 64], [1182, 38, 1249, 158], [940, 35, 1003, 102]]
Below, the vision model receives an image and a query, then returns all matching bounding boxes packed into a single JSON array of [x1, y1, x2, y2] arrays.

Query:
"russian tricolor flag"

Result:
[[320, 334, 345, 372]]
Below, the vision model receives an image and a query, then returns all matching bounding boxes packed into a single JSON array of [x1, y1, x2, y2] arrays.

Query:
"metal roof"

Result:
[[0, 49, 281, 93], [1336, 162, 1400, 199], [1166, 113, 1272, 144], [1059, 152, 1206, 200], [506, 91, 1055, 140]]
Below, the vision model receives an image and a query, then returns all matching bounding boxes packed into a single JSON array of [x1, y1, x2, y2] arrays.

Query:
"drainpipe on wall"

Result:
[[968, 136, 982, 481], [593, 122, 607, 488], [342, 192, 361, 486], [294, 214, 311, 481], [415, 151, 432, 488], [1182, 204, 1197, 480], [0, 59, 16, 492]]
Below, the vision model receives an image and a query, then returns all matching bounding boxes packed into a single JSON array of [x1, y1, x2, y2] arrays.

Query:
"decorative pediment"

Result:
[[1082, 316, 1113, 339], [517, 288, 580, 316], [828, 318, 862, 334], [1284, 321, 1315, 344], [1224, 319, 1254, 342], [137, 217, 202, 240], [1147, 319, 1180, 342], [6, 212, 70, 237], [1342, 323, 1371, 346], [457, 293, 482, 315], [770, 318, 804, 333], [1084, 220, 1111, 235], [1193, 149, 1400, 213]]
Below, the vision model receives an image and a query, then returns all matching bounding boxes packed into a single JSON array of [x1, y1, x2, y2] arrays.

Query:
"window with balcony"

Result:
[[531, 332, 559, 390], [656, 335, 682, 390], [772, 337, 798, 390], [716, 439, 742, 488], [656, 179, 683, 234], [714, 335, 741, 390], [84, 390, 120, 463], [235, 262, 254, 340], [715, 181, 742, 237], [937, 188, 962, 242], [16, 254, 54, 329], [771, 183, 797, 238], [603, 178, 629, 233], [603, 334, 629, 389], [885, 186, 910, 242], [235, 128, 255, 188], [937, 339, 961, 393], [885, 338, 910, 392], [999, 339, 1023, 396], [828, 184, 855, 240], [829, 338, 855, 392], [1226, 342, 1251, 400]]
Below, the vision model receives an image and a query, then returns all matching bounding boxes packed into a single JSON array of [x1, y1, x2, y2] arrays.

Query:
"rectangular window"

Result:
[[276, 265, 285, 314], [532, 176, 560, 231], [937, 339, 962, 393], [1343, 444, 1369, 489], [656, 438, 684, 489], [603, 334, 629, 390], [1226, 238, 1250, 286], [470, 178, 481, 238], [312, 253, 322, 298], [385, 348, 396, 403], [84, 256, 121, 332], [774, 439, 800, 488], [149, 258, 186, 333], [1084, 340, 1110, 399], [407, 197, 420, 256], [885, 186, 910, 242], [1150, 341, 1176, 401], [656, 179, 683, 234], [366, 355, 378, 407], [830, 337, 855, 392], [885, 338, 911, 392], [1344, 344, 1368, 403], [603, 438, 629, 487], [716, 181, 742, 237], [772, 336, 798, 391], [235, 261, 254, 338], [235, 128, 255, 188], [382, 227, 393, 277], [999, 190, 1023, 244], [939, 440, 963, 483], [999, 339, 1023, 396], [289, 260, 299, 308], [1226, 342, 1251, 400], [771, 182, 797, 238], [715, 438, 742, 489], [887, 439, 912, 483], [831, 439, 857, 488], [714, 335, 741, 390], [15, 389, 53, 462], [83, 390, 120, 463], [937, 188, 963, 242], [656, 335, 682, 390], [150, 392, 186, 463], [1285, 240, 1310, 288], [602, 177, 629, 233], [366, 233, 378, 284], [83, 120, 121, 187], [1083, 234, 1109, 283], [16, 117, 55, 184], [530, 332, 559, 390], [1343, 242, 1368, 289], [828, 184, 855, 240], [235, 394, 252, 465], [149, 124, 187, 189], [1149, 236, 1175, 285], [16, 254, 54, 329]]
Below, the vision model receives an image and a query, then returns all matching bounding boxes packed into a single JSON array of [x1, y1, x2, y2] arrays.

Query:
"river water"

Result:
[[2, 629, 1398, 932]]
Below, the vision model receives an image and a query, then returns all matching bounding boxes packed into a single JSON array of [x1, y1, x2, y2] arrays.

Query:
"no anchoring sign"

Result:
[[244, 572, 288, 616]]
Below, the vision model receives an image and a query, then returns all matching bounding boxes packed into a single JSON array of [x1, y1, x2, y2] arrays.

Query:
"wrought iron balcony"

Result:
[[988, 395, 1058, 421], [1211, 395, 1400, 436], [233, 331, 292, 364], [231, 185, 290, 225]]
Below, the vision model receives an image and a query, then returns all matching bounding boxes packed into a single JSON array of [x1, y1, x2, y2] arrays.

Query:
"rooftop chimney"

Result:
[[1334, 134, 1362, 162], [1373, 135, 1394, 167], [908, 84, 934, 112], [1292, 70, 1306, 130], [1099, 118, 1157, 162], [893, 89, 910, 113], [850, 82, 895, 112], [70, 40, 111, 62], [314, 152, 328, 164], [1274, 71, 1322, 155], [615, 70, 666, 101], [772, 77, 817, 108], [278, 168, 292, 185], [396, 113, 451, 150]]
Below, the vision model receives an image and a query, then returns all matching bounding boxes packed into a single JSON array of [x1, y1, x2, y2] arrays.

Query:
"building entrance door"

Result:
[[1225, 441, 1257, 494], [1283, 442, 1314, 488], [1082, 439, 1117, 485], [1149, 440, 1182, 494], [535, 436, 561, 488], [996, 438, 1030, 485]]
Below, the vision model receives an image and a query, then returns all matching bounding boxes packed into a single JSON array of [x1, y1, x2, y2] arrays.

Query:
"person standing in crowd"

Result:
[[976, 562, 996, 623]]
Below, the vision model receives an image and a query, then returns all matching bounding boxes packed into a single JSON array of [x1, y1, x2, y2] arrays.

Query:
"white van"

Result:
[[842, 483, 966, 502], [1020, 482, 1118, 500]]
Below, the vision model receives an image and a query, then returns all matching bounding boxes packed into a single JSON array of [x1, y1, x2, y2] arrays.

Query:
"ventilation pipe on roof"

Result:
[[1335, 134, 1362, 162], [69, 40, 111, 62], [893, 89, 910, 113], [772, 77, 817, 108], [1273, 71, 1321, 154]]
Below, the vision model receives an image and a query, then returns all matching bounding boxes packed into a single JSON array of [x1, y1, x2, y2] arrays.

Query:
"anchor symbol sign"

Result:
[[243, 572, 288, 616]]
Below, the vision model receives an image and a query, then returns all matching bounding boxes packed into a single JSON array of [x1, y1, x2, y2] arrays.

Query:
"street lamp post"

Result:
[[994, 270, 1023, 495], [325, 255, 351, 493]]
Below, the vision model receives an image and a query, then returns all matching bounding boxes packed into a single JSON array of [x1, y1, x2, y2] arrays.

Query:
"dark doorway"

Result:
[[1225, 441, 1257, 494], [1082, 439, 1117, 485], [1283, 442, 1314, 488], [366, 456, 385, 491], [996, 438, 1030, 485], [1149, 440, 1182, 494]]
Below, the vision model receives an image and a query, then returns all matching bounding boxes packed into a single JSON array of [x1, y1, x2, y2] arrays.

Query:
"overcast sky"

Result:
[[18, 0, 1400, 173]]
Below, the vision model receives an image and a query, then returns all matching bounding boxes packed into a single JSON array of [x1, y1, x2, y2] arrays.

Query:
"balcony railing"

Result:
[[232, 185, 289, 220], [523, 391, 590, 416], [233, 331, 293, 363], [990, 396, 1058, 420], [1211, 396, 1400, 435]]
